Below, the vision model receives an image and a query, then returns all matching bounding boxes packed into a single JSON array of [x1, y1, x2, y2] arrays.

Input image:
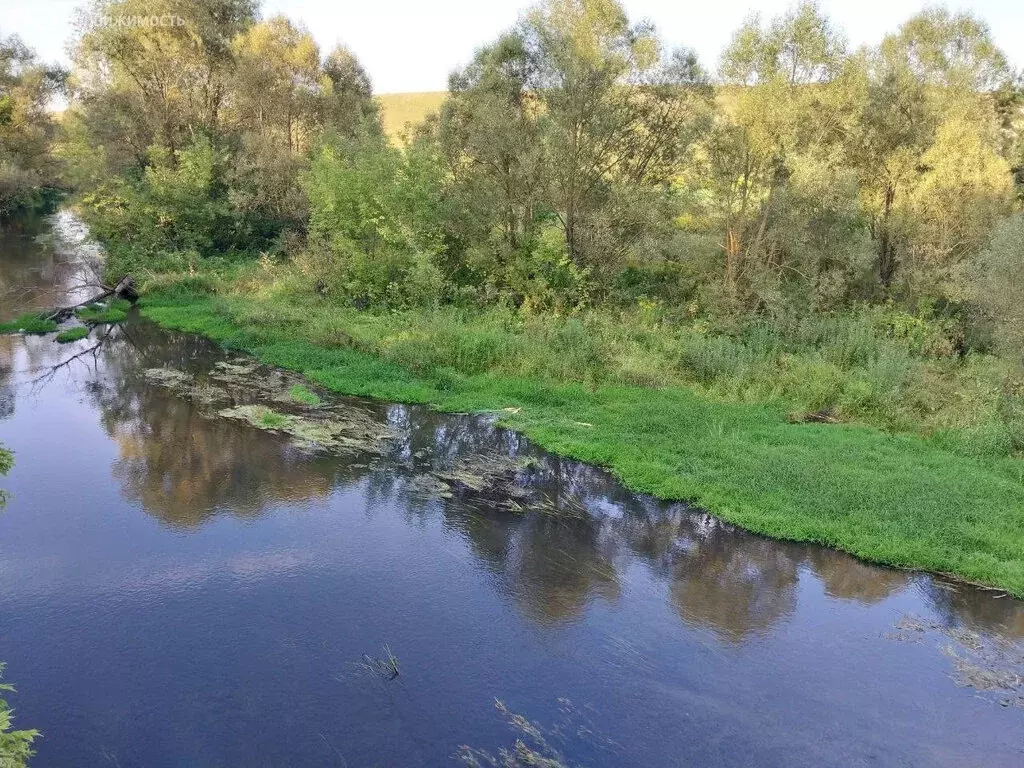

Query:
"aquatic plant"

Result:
[[55, 326, 89, 344], [0, 445, 10, 509], [459, 698, 611, 767], [0, 313, 57, 335], [357, 645, 400, 680], [75, 299, 130, 325], [0, 664, 39, 767], [256, 408, 290, 429]]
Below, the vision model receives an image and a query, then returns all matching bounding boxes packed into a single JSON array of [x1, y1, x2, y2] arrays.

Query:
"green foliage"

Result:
[[55, 326, 89, 343], [256, 408, 290, 429], [79, 138, 234, 276], [0, 663, 39, 766], [300, 128, 445, 308], [0, 32, 63, 217], [975, 214, 1024, 361], [506, 224, 591, 312], [0, 313, 57, 335], [66, 0, 379, 264], [67, 0, 1024, 348]]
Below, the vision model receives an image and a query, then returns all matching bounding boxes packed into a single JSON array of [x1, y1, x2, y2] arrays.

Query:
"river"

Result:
[[1, 211, 1022, 766]]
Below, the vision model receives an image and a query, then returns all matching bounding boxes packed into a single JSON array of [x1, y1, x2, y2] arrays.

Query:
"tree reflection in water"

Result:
[[35, 316, 1023, 643]]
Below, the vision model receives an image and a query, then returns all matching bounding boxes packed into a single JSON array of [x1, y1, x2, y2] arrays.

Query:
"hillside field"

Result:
[[375, 92, 447, 141]]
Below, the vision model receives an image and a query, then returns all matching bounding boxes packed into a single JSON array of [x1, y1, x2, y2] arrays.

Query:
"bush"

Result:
[[505, 224, 591, 313], [301, 128, 446, 308], [79, 138, 237, 277]]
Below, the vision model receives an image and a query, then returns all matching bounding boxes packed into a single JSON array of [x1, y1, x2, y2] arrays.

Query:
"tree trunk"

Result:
[[45, 275, 139, 323], [877, 183, 897, 289]]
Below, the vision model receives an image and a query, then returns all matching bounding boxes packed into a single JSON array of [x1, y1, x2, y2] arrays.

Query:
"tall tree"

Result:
[[521, 0, 711, 274], [703, 1, 861, 308], [69, 0, 257, 168], [851, 8, 1012, 296], [439, 33, 546, 256], [0, 32, 63, 215], [438, 0, 712, 291]]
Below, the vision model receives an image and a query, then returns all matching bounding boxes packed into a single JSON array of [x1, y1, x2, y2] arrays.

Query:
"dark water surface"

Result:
[[1, 213, 1023, 767]]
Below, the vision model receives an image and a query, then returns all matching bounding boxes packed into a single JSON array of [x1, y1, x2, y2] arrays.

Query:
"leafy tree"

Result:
[[435, 0, 712, 302], [850, 8, 1012, 297], [229, 16, 324, 153], [520, 0, 712, 276], [975, 214, 1024, 362], [694, 1, 865, 310], [301, 126, 446, 307], [70, 0, 257, 168], [224, 19, 377, 236], [67, 0, 378, 257], [0, 32, 63, 215], [439, 33, 547, 258]]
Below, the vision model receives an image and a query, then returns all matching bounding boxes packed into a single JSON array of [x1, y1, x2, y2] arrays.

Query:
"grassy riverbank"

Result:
[[139, 287, 1024, 596]]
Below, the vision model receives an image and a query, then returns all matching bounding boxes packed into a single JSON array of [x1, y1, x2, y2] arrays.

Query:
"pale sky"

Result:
[[1, 0, 1021, 93]]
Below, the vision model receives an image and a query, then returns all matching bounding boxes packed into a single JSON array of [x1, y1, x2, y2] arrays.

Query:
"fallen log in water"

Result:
[[45, 275, 138, 323]]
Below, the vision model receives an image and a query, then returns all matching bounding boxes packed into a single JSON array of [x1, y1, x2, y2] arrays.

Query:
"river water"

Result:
[[1, 211, 1022, 767]]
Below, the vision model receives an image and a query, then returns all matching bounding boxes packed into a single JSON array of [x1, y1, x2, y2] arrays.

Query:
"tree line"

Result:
[[4, 0, 1024, 361]]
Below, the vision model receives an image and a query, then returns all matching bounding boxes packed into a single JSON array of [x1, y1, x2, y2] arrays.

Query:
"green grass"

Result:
[[288, 384, 322, 406], [55, 326, 89, 344], [139, 290, 1024, 596], [0, 313, 58, 335], [76, 299, 131, 324]]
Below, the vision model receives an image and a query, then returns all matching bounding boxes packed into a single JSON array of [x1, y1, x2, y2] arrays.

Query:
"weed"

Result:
[[357, 645, 400, 680], [256, 408, 289, 429]]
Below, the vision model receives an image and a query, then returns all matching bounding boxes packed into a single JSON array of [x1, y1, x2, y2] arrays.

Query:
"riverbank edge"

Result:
[[138, 292, 1024, 597]]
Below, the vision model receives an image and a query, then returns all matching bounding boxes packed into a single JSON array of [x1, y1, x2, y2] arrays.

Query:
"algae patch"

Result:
[[144, 358, 394, 457], [889, 613, 1024, 709], [143, 368, 223, 406], [217, 404, 393, 454]]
